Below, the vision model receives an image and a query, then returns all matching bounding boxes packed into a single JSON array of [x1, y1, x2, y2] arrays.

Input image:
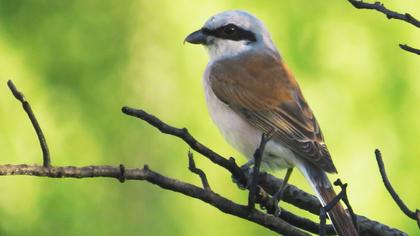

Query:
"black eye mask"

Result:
[[201, 24, 257, 43]]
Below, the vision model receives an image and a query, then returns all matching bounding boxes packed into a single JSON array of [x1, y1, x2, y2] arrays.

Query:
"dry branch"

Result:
[[347, 0, 420, 27], [0, 80, 410, 236], [122, 107, 407, 236], [375, 150, 420, 228], [347, 0, 420, 55], [0, 164, 309, 236]]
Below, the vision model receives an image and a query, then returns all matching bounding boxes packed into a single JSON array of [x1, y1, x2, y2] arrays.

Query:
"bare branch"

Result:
[[255, 184, 337, 235], [347, 1, 420, 55], [333, 179, 360, 234], [399, 44, 420, 55], [0, 164, 309, 236], [7, 80, 51, 167], [121, 107, 329, 227], [122, 106, 408, 236], [259, 173, 407, 236], [375, 149, 420, 229], [121, 107, 247, 185], [347, 0, 420, 28], [0, 82, 410, 236], [188, 151, 211, 191]]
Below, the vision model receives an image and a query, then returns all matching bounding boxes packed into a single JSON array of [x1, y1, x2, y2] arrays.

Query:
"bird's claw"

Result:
[[231, 164, 253, 190]]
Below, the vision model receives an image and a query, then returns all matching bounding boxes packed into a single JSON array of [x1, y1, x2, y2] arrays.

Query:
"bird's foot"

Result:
[[231, 160, 254, 190]]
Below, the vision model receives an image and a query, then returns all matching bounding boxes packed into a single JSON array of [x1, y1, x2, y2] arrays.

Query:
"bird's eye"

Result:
[[223, 24, 237, 35]]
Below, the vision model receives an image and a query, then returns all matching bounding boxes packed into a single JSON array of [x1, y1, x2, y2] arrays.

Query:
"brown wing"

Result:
[[209, 50, 337, 173]]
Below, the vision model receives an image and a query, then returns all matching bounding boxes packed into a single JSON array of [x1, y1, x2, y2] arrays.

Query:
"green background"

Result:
[[0, 0, 419, 235]]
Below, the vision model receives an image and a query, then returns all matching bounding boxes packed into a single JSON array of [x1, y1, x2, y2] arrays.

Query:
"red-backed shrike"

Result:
[[185, 10, 357, 236]]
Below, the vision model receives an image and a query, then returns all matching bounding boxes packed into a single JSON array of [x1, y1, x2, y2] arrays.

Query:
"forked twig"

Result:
[[188, 151, 211, 191]]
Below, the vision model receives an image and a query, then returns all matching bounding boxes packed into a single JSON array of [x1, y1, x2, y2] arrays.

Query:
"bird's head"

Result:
[[185, 10, 277, 60]]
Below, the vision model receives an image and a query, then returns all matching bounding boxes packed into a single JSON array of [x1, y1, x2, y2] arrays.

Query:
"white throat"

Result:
[[206, 39, 252, 60]]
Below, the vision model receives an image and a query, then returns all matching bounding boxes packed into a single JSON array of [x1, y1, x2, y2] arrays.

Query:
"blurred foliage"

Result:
[[0, 0, 419, 235]]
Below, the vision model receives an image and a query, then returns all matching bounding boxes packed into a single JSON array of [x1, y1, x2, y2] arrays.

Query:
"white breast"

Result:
[[203, 71, 297, 170]]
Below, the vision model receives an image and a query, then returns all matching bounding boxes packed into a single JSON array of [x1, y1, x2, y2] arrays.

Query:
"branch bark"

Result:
[[1, 81, 410, 235], [347, 0, 420, 28]]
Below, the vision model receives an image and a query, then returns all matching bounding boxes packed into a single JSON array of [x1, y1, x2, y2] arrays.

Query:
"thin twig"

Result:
[[334, 179, 360, 235], [347, 0, 420, 28], [188, 151, 211, 191], [7, 80, 51, 167], [319, 185, 345, 236], [375, 149, 420, 228], [399, 44, 420, 55]]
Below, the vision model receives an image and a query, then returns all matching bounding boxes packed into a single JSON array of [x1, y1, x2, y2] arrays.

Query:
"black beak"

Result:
[[184, 29, 207, 45]]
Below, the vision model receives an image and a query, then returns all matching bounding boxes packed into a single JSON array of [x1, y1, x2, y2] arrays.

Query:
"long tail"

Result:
[[296, 160, 358, 236]]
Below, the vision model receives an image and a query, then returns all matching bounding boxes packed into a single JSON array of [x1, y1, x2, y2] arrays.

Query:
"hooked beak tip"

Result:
[[185, 29, 207, 45]]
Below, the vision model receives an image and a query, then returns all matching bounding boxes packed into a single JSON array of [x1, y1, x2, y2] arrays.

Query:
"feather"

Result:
[[208, 49, 337, 173]]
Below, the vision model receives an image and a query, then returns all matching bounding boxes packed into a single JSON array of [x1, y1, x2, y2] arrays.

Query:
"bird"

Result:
[[185, 10, 358, 236]]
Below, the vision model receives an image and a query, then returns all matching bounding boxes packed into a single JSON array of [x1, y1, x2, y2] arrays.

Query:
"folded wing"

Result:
[[209, 50, 337, 173]]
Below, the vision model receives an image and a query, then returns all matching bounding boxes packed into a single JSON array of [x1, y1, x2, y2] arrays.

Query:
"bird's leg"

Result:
[[270, 168, 293, 216], [248, 132, 272, 210], [241, 159, 254, 171]]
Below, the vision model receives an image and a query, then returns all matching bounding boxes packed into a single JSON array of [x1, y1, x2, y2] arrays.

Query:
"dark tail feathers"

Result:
[[299, 161, 358, 236]]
